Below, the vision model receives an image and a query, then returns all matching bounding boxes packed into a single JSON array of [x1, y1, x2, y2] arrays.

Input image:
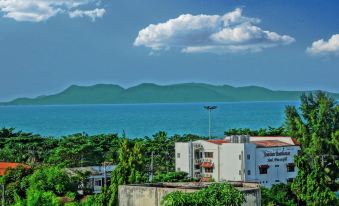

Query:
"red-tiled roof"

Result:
[[200, 162, 214, 168], [207, 140, 229, 145], [0, 162, 30, 176], [291, 138, 300, 145], [252, 140, 293, 148]]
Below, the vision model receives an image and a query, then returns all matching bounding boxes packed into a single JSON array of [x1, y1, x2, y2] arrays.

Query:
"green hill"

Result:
[[2, 83, 339, 105]]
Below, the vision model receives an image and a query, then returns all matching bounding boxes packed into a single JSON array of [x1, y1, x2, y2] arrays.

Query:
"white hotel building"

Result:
[[175, 135, 300, 188]]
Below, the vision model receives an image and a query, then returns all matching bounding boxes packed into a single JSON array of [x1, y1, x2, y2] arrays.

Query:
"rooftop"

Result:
[[0, 162, 30, 176]]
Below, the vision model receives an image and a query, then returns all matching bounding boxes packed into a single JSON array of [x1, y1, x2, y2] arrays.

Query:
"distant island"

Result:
[[2, 83, 339, 105]]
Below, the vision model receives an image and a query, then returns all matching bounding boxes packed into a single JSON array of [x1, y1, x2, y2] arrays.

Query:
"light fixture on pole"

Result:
[[204, 106, 217, 139]]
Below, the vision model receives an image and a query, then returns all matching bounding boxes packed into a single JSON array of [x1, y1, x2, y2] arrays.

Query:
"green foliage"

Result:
[[261, 184, 297, 206], [108, 138, 146, 206], [161, 183, 245, 206], [1, 166, 32, 205], [27, 166, 78, 196], [285, 92, 339, 205], [152, 172, 196, 183], [224, 126, 286, 136], [26, 189, 60, 206]]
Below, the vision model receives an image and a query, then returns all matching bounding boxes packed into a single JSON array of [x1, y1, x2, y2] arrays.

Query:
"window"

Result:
[[194, 165, 200, 170], [275, 165, 279, 167], [287, 163, 295, 172], [205, 168, 213, 173], [204, 152, 213, 158], [177, 153, 180, 158], [247, 170, 251, 175], [247, 154, 250, 160], [177, 167, 181, 172], [239, 170, 242, 175], [259, 165, 269, 174], [199, 152, 203, 158], [95, 179, 102, 186], [287, 178, 294, 183], [239, 154, 242, 160], [194, 152, 199, 159], [275, 180, 280, 183]]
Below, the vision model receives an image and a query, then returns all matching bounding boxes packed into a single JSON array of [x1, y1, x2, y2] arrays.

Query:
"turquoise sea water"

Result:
[[0, 101, 299, 138]]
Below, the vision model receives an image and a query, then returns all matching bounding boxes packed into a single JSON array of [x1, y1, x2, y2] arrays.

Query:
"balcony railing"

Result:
[[194, 158, 212, 164]]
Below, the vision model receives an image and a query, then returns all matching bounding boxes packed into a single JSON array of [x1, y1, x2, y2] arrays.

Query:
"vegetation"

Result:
[[161, 183, 245, 206], [285, 92, 339, 205], [0, 92, 337, 205], [3, 83, 339, 105], [261, 183, 297, 206]]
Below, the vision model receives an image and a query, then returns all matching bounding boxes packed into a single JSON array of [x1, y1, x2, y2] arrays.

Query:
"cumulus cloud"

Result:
[[307, 34, 339, 56], [0, 0, 105, 22], [134, 8, 295, 54], [69, 8, 105, 22]]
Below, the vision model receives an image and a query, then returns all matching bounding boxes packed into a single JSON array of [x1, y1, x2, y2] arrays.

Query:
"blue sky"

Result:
[[0, 0, 339, 101]]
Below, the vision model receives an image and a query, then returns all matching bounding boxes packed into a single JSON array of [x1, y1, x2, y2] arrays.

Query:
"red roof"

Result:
[[252, 140, 293, 148], [0, 162, 30, 176], [200, 162, 214, 168], [207, 140, 229, 145]]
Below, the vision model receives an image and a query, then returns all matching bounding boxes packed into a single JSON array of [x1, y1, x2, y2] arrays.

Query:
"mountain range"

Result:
[[2, 83, 339, 105]]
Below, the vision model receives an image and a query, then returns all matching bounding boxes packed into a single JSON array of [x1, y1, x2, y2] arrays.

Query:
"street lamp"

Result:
[[204, 106, 217, 139]]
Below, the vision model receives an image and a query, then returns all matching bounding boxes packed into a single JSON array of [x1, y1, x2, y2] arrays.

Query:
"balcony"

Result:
[[193, 143, 203, 150], [194, 158, 212, 165]]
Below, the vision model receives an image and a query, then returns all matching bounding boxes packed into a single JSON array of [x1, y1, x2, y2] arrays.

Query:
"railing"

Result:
[[194, 158, 212, 164]]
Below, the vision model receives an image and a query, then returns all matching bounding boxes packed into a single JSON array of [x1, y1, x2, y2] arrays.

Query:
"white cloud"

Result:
[[0, 0, 104, 22], [69, 8, 105, 22], [134, 8, 295, 54], [307, 34, 339, 56]]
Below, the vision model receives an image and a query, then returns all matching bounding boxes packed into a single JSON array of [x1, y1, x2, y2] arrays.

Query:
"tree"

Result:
[[261, 183, 297, 206], [285, 92, 338, 205], [108, 138, 146, 206], [161, 183, 245, 206]]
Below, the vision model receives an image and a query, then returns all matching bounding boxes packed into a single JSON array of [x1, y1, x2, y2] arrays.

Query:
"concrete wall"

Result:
[[175, 142, 191, 175], [219, 143, 245, 181], [119, 184, 261, 206]]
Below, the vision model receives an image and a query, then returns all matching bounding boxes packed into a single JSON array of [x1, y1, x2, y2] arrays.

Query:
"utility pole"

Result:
[[204, 106, 217, 139], [1, 184, 4, 206], [150, 151, 154, 182]]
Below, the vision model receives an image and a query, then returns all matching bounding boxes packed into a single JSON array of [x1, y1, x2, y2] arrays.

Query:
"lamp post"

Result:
[[204, 106, 217, 139]]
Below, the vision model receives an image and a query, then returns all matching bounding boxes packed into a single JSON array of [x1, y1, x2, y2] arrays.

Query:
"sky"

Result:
[[0, 0, 339, 101]]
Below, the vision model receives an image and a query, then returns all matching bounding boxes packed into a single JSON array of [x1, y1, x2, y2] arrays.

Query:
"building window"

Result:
[[239, 154, 242, 160], [239, 170, 242, 175], [194, 152, 199, 159], [275, 165, 279, 167], [205, 168, 213, 173], [287, 163, 295, 172], [199, 152, 203, 158], [275, 180, 280, 183], [177, 153, 180, 158], [247, 170, 251, 175], [204, 152, 213, 158], [194, 165, 200, 170], [287, 178, 294, 183], [247, 154, 250, 160], [259, 165, 269, 174], [177, 167, 181, 172], [95, 180, 102, 186]]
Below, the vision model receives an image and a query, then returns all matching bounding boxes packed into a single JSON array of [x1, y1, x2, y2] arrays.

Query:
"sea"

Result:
[[0, 101, 299, 138]]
